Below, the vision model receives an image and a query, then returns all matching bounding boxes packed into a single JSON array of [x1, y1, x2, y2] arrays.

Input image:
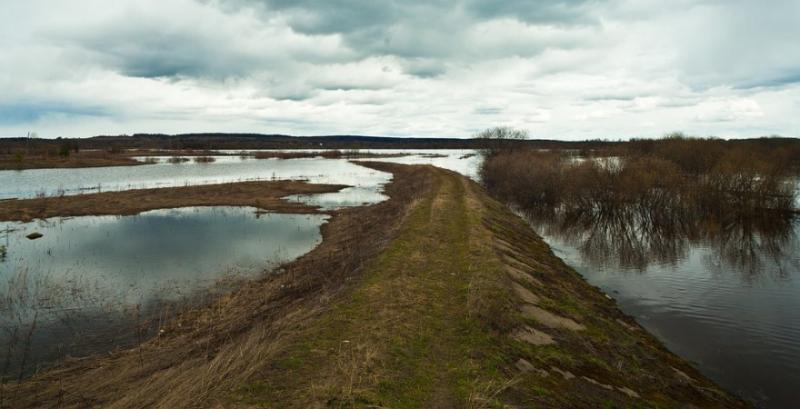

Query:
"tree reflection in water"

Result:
[[525, 207, 799, 281]]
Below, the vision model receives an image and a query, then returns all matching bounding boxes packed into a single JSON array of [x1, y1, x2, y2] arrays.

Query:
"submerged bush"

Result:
[[480, 150, 565, 210], [193, 156, 216, 163], [480, 135, 797, 219], [479, 131, 800, 272], [697, 148, 795, 215], [559, 156, 688, 218], [167, 156, 190, 164]]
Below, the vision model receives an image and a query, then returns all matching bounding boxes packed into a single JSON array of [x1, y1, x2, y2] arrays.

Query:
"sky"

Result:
[[1, 0, 799, 139]]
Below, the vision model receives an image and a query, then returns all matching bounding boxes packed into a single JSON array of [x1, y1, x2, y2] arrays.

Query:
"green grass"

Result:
[[231, 168, 751, 409]]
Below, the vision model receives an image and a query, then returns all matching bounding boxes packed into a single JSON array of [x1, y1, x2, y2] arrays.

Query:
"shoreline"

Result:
[[0, 153, 145, 170], [0, 180, 347, 222], [4, 163, 749, 408], [0, 148, 458, 170], [4, 162, 431, 407]]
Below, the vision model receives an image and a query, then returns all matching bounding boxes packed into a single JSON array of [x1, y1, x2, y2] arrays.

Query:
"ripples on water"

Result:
[[2, 151, 799, 408], [0, 207, 328, 377], [0, 150, 477, 378], [531, 210, 800, 408]]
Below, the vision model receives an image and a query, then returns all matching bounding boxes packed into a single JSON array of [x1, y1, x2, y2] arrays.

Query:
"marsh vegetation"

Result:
[[480, 132, 800, 274], [4, 163, 750, 409], [480, 131, 800, 407], [0, 207, 328, 390], [192, 156, 216, 163], [481, 133, 797, 219]]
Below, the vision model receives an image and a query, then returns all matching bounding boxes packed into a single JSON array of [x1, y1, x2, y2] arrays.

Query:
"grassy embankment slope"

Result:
[[7, 164, 748, 408]]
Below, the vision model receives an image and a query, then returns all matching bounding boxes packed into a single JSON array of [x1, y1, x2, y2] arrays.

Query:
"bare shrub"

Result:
[[193, 156, 216, 163], [167, 156, 190, 164], [481, 135, 797, 219], [479, 149, 565, 211]]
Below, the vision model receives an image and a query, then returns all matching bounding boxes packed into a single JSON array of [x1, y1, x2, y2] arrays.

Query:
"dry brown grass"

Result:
[[0, 151, 144, 170], [4, 163, 433, 408], [0, 180, 348, 222], [481, 138, 796, 217], [221, 168, 747, 408], [3, 164, 750, 408]]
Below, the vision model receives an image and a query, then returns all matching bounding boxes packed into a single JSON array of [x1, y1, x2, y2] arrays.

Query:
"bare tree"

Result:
[[475, 126, 528, 156]]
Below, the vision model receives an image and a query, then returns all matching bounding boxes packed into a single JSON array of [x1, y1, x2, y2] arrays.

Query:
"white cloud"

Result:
[[0, 0, 798, 139]]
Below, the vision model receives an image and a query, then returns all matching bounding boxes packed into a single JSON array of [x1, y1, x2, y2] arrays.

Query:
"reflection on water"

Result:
[[0, 150, 482, 379], [0, 150, 482, 209], [285, 186, 389, 210], [528, 210, 800, 408], [530, 209, 798, 277], [0, 207, 327, 377], [0, 156, 393, 209], [0, 149, 796, 406], [354, 149, 482, 180]]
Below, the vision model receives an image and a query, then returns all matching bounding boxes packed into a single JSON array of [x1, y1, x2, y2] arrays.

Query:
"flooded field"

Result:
[[353, 149, 481, 180], [0, 155, 391, 208], [1, 150, 798, 408], [0, 151, 477, 379], [0, 207, 327, 377], [526, 205, 800, 408]]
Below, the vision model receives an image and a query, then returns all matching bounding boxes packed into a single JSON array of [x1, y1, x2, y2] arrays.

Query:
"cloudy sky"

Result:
[[1, 0, 798, 139]]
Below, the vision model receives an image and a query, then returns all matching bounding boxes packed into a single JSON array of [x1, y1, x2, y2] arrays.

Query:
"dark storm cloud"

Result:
[[735, 72, 800, 90], [0, 101, 110, 125], [72, 30, 260, 79], [246, 0, 400, 34], [2, 0, 799, 138], [45, 5, 352, 81], [402, 59, 448, 78], [228, 0, 598, 33], [464, 0, 599, 25], [218, 0, 598, 60], [39, 0, 602, 84]]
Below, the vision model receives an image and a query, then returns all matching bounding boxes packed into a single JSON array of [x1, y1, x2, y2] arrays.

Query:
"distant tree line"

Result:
[[0, 132, 619, 152]]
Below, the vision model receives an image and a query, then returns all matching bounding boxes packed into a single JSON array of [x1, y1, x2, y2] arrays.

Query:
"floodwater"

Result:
[[527, 211, 800, 409], [0, 150, 477, 377], [0, 207, 327, 376], [0, 155, 392, 209], [2, 150, 798, 408], [0, 150, 480, 203], [353, 149, 481, 180]]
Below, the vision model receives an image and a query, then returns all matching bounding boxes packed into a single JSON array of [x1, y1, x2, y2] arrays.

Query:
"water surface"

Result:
[[0, 207, 327, 375], [0, 157, 392, 209], [529, 213, 800, 409], [0, 150, 481, 209], [5, 150, 797, 408], [353, 149, 481, 180]]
